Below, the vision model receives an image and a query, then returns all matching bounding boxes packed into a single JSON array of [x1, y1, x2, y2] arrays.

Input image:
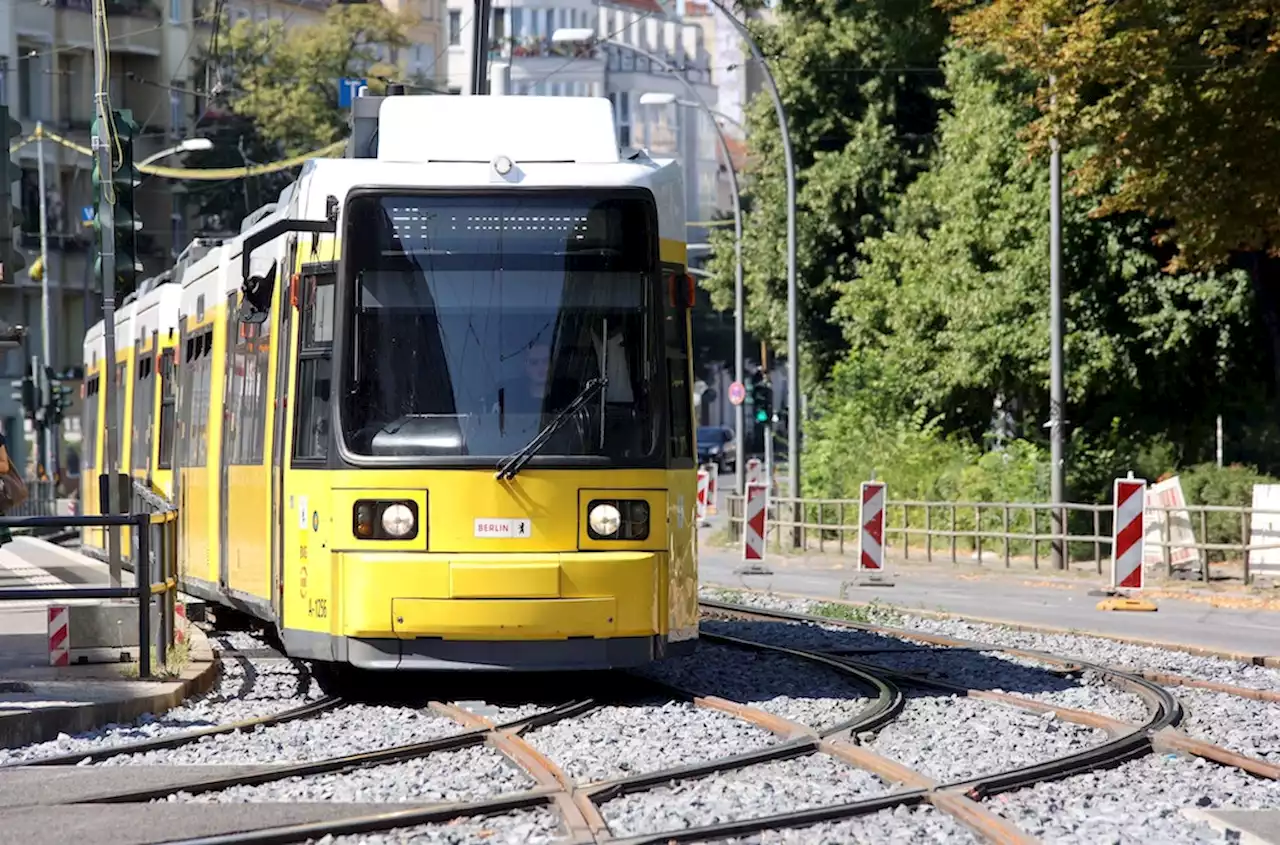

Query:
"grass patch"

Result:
[[120, 637, 192, 680], [811, 598, 906, 626]]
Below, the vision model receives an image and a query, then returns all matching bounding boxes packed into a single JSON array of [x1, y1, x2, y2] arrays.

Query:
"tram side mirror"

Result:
[[241, 260, 277, 324]]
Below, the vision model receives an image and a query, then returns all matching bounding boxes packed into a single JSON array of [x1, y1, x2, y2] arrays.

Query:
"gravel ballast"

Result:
[[98, 705, 463, 766], [1175, 687, 1280, 766], [701, 587, 1280, 691], [991, 752, 1280, 843], [599, 753, 889, 837], [523, 699, 778, 783], [0, 632, 318, 765], [177, 744, 530, 804], [868, 694, 1107, 783], [319, 808, 562, 845], [637, 642, 869, 731]]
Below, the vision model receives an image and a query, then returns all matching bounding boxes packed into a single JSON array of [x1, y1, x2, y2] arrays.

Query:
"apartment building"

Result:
[[0, 0, 446, 472]]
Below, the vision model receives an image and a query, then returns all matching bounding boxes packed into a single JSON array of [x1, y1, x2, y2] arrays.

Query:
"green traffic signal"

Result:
[[91, 109, 144, 294], [755, 407, 769, 423]]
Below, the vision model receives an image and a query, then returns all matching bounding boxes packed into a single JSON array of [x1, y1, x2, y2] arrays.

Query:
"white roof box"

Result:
[[376, 95, 620, 165]]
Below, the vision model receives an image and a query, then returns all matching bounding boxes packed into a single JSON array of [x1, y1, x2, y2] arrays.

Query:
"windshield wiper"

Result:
[[495, 377, 608, 481]]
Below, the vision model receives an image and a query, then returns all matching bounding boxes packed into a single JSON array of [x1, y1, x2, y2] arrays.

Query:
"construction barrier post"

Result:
[[1098, 475, 1157, 612], [746, 457, 762, 486], [696, 469, 709, 526], [47, 604, 69, 666], [848, 479, 894, 590], [706, 463, 719, 515]]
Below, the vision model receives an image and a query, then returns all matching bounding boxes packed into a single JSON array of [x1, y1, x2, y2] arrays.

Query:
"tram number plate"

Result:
[[308, 599, 328, 618], [475, 518, 532, 538]]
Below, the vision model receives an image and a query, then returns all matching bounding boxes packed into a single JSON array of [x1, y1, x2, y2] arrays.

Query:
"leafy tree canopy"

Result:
[[219, 4, 412, 155], [700, 0, 949, 381], [941, 0, 1280, 269]]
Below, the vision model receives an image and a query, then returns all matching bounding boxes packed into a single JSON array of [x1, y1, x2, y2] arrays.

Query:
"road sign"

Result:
[[728, 381, 745, 406], [81, 206, 94, 222], [339, 78, 368, 109]]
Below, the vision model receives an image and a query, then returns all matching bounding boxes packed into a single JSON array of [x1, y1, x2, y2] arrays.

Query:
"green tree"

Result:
[[942, 0, 1280, 396], [700, 0, 950, 383], [828, 47, 1267, 497], [220, 4, 411, 155]]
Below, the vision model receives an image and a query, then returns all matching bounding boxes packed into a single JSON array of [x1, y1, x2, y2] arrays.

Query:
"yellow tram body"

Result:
[[79, 95, 700, 670]]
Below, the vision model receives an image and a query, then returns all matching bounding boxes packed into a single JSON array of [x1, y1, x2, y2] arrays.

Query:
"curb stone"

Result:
[[0, 623, 221, 749]]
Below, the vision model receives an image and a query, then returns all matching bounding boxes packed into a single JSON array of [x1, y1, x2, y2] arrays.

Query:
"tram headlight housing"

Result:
[[353, 500, 419, 541], [587, 499, 650, 541]]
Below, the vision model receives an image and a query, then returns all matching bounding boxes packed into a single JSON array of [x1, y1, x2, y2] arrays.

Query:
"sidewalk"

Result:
[[697, 537, 1280, 662], [0, 539, 219, 750]]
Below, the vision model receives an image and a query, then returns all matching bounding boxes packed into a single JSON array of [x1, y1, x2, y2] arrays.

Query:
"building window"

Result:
[[449, 10, 461, 46], [169, 0, 181, 22], [511, 8, 523, 38]]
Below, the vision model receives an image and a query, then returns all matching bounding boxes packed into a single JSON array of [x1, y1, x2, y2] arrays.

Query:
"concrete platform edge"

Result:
[[0, 624, 220, 750], [703, 580, 1280, 669]]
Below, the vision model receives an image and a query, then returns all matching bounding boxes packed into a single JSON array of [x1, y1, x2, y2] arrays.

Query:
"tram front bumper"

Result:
[[337, 550, 670, 662]]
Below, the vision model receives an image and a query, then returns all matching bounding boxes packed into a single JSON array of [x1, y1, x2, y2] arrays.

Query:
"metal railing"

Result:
[[724, 495, 1280, 585], [0, 480, 181, 679]]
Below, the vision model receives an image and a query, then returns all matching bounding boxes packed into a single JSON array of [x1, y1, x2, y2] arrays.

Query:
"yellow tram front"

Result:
[[279, 182, 700, 670]]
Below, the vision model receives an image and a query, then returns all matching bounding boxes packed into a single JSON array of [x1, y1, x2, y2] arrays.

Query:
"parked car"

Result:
[[696, 425, 736, 472]]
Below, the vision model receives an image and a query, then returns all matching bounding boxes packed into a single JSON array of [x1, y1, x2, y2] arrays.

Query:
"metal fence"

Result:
[[724, 494, 1280, 585], [2, 480, 77, 521], [0, 479, 181, 679]]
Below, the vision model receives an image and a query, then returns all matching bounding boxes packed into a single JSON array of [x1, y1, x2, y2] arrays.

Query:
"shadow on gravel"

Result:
[[330, 669, 659, 708], [695, 619, 1084, 702]]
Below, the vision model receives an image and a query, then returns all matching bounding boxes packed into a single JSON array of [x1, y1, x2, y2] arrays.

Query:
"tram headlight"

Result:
[[588, 503, 622, 537], [381, 503, 416, 538], [353, 500, 419, 540], [587, 499, 650, 541]]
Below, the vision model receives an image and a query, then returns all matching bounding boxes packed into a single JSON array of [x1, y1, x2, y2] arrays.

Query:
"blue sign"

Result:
[[338, 78, 367, 109], [81, 206, 94, 222]]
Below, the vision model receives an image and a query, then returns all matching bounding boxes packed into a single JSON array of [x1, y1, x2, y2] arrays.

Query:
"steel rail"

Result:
[[1, 695, 345, 769], [73, 698, 597, 805]]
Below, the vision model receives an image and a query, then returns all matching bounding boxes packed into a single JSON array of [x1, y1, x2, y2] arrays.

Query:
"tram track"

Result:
[[2, 598, 1276, 844]]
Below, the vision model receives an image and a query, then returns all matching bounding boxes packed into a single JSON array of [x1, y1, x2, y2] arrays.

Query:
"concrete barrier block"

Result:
[[63, 602, 161, 664]]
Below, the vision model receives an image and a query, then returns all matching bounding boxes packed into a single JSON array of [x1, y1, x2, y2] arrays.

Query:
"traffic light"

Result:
[[9, 372, 36, 420], [751, 380, 773, 424], [46, 378, 74, 425], [0, 320, 23, 350], [92, 109, 143, 296], [0, 105, 24, 282]]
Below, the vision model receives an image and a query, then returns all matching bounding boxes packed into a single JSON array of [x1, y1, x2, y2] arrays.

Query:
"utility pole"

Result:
[[1048, 72, 1066, 570], [36, 122, 55, 482], [469, 0, 492, 96], [92, 18, 122, 585]]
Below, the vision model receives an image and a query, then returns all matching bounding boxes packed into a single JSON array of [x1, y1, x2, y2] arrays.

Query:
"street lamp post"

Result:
[[138, 137, 213, 169], [699, 0, 800, 501], [640, 91, 746, 496]]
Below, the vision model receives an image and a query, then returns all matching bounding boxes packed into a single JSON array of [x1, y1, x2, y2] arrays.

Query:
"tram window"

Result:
[[664, 281, 693, 464], [302, 272, 335, 349], [132, 354, 155, 472], [294, 356, 332, 461], [158, 350, 176, 470]]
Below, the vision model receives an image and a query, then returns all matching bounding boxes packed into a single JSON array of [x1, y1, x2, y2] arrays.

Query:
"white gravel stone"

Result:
[[638, 643, 869, 731], [523, 699, 777, 783], [868, 695, 1108, 784], [1175, 687, 1280, 766], [700, 587, 1280, 692], [99, 706, 463, 766], [452, 702, 548, 726], [0, 631, 317, 765], [989, 752, 1280, 843], [698, 804, 979, 844], [600, 753, 890, 837], [318, 808, 562, 844], [177, 744, 531, 804]]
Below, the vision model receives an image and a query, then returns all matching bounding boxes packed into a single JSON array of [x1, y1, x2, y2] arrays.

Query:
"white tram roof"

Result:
[[177, 96, 684, 323], [133, 282, 183, 346]]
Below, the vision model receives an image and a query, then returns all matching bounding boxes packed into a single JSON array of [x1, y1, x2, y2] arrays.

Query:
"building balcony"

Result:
[[491, 36, 600, 61], [13, 0, 166, 56]]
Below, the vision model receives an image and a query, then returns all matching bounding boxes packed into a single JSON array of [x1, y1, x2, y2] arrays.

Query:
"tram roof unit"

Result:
[[132, 280, 183, 347]]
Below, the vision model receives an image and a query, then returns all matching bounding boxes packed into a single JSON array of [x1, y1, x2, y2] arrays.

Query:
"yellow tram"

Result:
[[79, 94, 701, 670]]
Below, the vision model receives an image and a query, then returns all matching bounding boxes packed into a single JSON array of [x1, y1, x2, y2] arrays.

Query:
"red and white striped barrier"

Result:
[[175, 602, 187, 645], [746, 458, 763, 486], [696, 469, 710, 522], [743, 481, 768, 561], [1112, 476, 1147, 590], [859, 481, 886, 572], [48, 605, 69, 667], [705, 463, 719, 515]]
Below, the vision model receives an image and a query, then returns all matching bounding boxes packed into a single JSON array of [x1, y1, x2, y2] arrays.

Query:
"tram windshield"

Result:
[[339, 191, 663, 464]]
